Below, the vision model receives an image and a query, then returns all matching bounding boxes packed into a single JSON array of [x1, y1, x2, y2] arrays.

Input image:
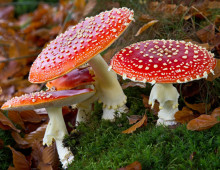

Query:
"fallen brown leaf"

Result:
[[174, 107, 196, 124], [196, 24, 215, 43], [184, 100, 211, 114], [0, 139, 4, 149], [122, 114, 147, 134], [24, 124, 47, 144], [42, 144, 59, 168], [207, 59, 220, 81], [122, 81, 146, 89], [8, 145, 31, 170], [142, 95, 159, 116], [135, 20, 158, 36], [19, 110, 42, 123], [187, 114, 219, 131], [127, 115, 143, 125], [211, 107, 220, 119], [31, 141, 44, 167], [11, 131, 29, 148], [8, 111, 25, 129], [189, 152, 196, 160], [118, 161, 142, 170], [0, 111, 20, 133]]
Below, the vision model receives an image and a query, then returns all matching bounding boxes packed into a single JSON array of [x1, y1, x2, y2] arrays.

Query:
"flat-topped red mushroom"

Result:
[[29, 7, 134, 121], [46, 67, 95, 91], [1, 88, 95, 168], [110, 39, 216, 125]]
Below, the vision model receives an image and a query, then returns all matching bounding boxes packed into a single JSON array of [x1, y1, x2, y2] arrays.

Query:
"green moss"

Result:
[[66, 115, 220, 170], [0, 130, 15, 170]]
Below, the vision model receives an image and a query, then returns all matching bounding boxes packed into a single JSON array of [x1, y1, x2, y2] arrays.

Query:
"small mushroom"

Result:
[[46, 67, 95, 91], [1, 89, 95, 168], [46, 67, 96, 124], [29, 8, 134, 121], [110, 40, 216, 126]]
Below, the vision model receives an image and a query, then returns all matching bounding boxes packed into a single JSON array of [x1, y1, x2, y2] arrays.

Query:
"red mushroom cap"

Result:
[[29, 7, 134, 83], [1, 89, 95, 111], [110, 40, 216, 83], [46, 67, 95, 90]]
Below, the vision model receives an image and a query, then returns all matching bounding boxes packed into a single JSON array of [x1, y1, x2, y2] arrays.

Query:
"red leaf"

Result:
[[187, 115, 219, 131], [7, 145, 31, 170]]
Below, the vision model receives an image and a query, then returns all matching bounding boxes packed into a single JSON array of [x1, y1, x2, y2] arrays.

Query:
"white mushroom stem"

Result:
[[88, 54, 127, 120], [43, 107, 74, 169], [149, 83, 179, 126]]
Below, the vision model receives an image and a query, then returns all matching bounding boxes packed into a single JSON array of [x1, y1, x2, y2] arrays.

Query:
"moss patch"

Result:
[[66, 116, 220, 170]]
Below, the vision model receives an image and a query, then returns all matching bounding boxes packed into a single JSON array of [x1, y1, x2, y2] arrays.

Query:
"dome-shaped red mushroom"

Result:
[[110, 39, 216, 125], [29, 7, 134, 121]]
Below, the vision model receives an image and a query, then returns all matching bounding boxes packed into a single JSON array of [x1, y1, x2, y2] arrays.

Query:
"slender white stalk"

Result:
[[149, 83, 179, 126], [88, 54, 127, 120], [43, 107, 74, 168]]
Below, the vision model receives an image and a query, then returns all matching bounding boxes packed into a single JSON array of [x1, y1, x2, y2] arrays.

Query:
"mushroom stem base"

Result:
[[88, 54, 127, 120], [149, 83, 179, 126], [44, 107, 74, 168], [102, 104, 128, 120]]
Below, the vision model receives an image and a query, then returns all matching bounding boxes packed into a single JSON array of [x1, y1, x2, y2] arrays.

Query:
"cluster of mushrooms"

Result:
[[1, 7, 216, 168]]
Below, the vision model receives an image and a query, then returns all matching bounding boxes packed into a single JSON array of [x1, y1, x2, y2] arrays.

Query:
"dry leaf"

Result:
[[189, 152, 196, 160], [142, 95, 159, 116], [8, 145, 31, 170], [135, 20, 158, 36], [42, 144, 59, 168], [184, 100, 211, 114], [24, 124, 47, 144], [211, 107, 220, 119], [83, 0, 97, 17], [208, 1, 220, 9], [11, 131, 29, 147], [0, 139, 4, 149], [187, 114, 219, 131], [127, 115, 143, 125], [0, 111, 20, 133], [196, 24, 215, 43], [31, 141, 44, 167], [8, 111, 25, 129], [19, 110, 42, 123], [122, 81, 146, 89], [118, 161, 142, 170], [174, 107, 196, 124], [122, 114, 147, 134], [38, 163, 53, 170], [207, 59, 220, 81]]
